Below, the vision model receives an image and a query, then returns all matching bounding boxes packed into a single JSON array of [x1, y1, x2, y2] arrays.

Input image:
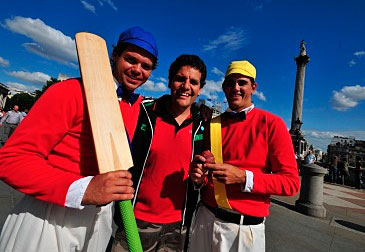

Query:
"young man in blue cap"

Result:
[[0, 27, 157, 252], [113, 26, 158, 140], [189, 60, 300, 252]]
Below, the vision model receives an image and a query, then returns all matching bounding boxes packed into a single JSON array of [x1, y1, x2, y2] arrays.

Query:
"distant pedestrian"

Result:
[[0, 105, 23, 144], [329, 156, 338, 183], [342, 158, 350, 176], [21, 108, 29, 117], [0, 107, 5, 146], [355, 156, 363, 190], [0, 107, 4, 119], [338, 158, 350, 184], [305, 150, 316, 165]]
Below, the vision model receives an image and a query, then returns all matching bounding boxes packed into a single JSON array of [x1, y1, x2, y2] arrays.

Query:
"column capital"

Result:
[[295, 55, 310, 65]]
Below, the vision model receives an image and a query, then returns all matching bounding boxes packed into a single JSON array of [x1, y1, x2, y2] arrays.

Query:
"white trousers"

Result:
[[0, 195, 113, 252], [189, 204, 265, 252]]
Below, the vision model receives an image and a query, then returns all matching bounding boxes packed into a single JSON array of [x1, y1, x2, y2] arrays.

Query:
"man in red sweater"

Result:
[[112, 54, 207, 252], [0, 26, 157, 252], [189, 60, 300, 252]]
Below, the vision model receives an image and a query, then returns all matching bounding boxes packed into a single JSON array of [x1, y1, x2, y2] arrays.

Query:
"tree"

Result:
[[4, 77, 60, 112], [5, 93, 36, 111], [34, 77, 59, 100]]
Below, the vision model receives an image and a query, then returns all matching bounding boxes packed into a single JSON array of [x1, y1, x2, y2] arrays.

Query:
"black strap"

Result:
[[202, 202, 264, 225]]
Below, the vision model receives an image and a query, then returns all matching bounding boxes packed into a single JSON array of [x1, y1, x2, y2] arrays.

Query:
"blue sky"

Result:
[[0, 0, 364, 151]]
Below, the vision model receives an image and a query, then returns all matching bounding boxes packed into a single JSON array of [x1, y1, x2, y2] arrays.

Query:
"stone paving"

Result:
[[268, 182, 364, 251], [1, 180, 364, 251], [323, 183, 365, 217], [0, 181, 23, 230]]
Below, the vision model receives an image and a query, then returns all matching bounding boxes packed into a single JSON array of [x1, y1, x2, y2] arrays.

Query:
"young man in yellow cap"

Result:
[[189, 60, 300, 251]]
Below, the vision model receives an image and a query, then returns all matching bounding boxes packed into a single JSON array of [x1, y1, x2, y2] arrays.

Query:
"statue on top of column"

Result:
[[300, 40, 306, 56]]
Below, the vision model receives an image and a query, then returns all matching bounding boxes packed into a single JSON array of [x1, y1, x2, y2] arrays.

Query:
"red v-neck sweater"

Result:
[[202, 108, 300, 217], [0, 79, 141, 206]]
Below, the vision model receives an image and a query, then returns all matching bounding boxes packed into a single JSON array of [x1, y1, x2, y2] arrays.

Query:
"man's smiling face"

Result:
[[223, 73, 257, 112], [170, 65, 202, 110]]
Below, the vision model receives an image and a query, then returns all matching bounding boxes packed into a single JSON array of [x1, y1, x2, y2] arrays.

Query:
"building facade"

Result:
[[0, 82, 9, 109], [327, 136, 365, 165]]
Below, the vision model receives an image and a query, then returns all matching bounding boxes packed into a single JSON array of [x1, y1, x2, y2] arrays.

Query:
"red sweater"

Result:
[[202, 108, 300, 217], [134, 116, 193, 224], [0, 79, 141, 207]]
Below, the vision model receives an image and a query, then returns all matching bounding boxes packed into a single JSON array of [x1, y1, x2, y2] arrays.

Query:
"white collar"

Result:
[[226, 104, 254, 114]]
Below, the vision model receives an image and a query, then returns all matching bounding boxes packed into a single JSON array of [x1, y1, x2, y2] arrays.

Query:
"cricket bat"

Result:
[[75, 32, 142, 252]]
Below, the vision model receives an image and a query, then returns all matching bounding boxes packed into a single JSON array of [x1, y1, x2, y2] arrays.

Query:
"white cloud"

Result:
[[348, 59, 356, 67], [253, 90, 266, 101], [3, 16, 77, 66], [0, 56, 10, 67], [6, 81, 38, 92], [98, 0, 118, 11], [331, 85, 365, 111], [81, 1, 96, 13], [201, 79, 224, 100], [303, 130, 342, 151], [354, 51, 365, 57], [142, 80, 167, 92], [247, 0, 269, 11], [81, 0, 117, 14], [203, 27, 249, 52], [58, 73, 73, 81], [6, 71, 51, 86], [340, 85, 365, 100], [304, 130, 365, 151], [212, 67, 225, 77], [305, 130, 341, 139], [156, 77, 167, 82]]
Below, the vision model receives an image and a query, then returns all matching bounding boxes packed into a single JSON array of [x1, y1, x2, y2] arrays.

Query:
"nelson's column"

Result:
[[290, 40, 309, 159]]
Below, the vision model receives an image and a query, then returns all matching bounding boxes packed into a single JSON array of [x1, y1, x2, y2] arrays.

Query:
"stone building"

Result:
[[314, 149, 323, 162], [211, 103, 222, 118], [0, 82, 9, 109], [327, 136, 365, 165], [196, 98, 222, 118]]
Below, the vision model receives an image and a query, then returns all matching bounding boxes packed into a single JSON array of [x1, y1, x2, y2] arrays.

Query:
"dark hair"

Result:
[[168, 54, 207, 88], [223, 76, 255, 88], [248, 77, 255, 85], [111, 43, 158, 70]]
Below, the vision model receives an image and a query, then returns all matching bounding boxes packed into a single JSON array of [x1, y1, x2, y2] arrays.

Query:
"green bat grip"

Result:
[[119, 200, 143, 252]]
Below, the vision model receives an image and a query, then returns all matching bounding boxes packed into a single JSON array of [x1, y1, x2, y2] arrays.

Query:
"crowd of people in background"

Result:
[[0, 105, 28, 147], [301, 149, 363, 190], [327, 155, 363, 188]]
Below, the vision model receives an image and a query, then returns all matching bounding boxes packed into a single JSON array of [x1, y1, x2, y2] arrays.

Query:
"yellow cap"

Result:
[[225, 60, 256, 80]]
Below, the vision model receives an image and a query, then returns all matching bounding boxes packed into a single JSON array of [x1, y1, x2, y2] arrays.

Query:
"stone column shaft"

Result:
[[290, 55, 309, 130]]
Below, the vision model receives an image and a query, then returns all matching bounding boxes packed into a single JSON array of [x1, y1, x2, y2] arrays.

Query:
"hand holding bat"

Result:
[[82, 170, 134, 205]]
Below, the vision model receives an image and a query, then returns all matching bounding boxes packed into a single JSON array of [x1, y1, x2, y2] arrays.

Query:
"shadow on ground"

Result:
[[335, 219, 365, 233]]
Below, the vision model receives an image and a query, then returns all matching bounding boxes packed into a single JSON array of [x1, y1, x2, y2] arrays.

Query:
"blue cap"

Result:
[[117, 26, 158, 59]]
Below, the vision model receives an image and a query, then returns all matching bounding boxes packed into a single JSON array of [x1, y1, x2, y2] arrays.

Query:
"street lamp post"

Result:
[[290, 118, 305, 159]]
